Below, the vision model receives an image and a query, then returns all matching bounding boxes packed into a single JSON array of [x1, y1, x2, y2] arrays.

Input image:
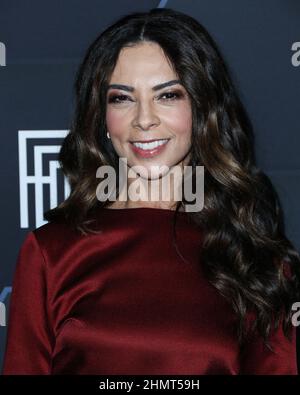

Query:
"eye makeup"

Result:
[[107, 89, 186, 104]]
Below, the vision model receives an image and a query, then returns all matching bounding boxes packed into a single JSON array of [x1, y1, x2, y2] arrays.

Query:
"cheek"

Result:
[[106, 109, 126, 137], [164, 104, 192, 137]]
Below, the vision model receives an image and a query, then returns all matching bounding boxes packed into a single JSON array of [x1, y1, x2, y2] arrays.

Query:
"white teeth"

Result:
[[133, 139, 168, 150]]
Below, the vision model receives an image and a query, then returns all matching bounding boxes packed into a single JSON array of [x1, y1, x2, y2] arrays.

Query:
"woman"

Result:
[[2, 7, 300, 375]]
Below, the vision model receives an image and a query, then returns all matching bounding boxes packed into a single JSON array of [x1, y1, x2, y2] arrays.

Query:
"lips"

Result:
[[131, 138, 168, 144], [130, 138, 170, 158]]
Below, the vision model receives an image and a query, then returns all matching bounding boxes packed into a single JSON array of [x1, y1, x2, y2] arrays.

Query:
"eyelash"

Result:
[[107, 90, 184, 104]]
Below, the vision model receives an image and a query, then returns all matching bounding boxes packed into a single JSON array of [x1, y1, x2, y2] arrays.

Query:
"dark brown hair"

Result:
[[44, 8, 300, 346]]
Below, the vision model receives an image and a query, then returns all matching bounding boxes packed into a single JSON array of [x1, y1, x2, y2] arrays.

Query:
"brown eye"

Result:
[[108, 94, 131, 104], [159, 90, 184, 101]]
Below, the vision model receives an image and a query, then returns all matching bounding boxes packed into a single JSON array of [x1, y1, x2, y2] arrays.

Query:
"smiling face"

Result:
[[105, 41, 193, 180]]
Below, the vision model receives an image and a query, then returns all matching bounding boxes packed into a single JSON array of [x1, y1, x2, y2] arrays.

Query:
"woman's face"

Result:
[[105, 41, 192, 179]]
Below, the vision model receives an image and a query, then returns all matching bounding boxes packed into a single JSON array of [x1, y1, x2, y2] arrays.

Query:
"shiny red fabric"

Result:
[[2, 207, 298, 375]]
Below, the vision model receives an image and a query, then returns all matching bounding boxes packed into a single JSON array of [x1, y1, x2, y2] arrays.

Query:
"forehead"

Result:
[[109, 42, 177, 83]]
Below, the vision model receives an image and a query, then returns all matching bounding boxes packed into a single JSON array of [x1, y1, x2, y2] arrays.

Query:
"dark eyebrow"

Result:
[[107, 79, 182, 92]]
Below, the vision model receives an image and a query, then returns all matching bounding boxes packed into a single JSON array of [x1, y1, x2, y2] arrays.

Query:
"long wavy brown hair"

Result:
[[44, 8, 300, 347]]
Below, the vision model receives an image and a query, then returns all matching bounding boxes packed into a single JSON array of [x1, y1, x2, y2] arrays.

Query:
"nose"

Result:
[[132, 100, 160, 131]]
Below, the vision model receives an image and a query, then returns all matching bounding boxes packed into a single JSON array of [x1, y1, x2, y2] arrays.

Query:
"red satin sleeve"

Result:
[[239, 312, 298, 374], [2, 232, 54, 374]]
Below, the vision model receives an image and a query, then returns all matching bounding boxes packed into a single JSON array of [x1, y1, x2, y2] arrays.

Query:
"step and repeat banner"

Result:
[[0, 0, 299, 372]]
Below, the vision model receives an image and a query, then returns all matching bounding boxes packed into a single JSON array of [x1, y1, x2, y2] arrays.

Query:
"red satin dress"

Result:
[[2, 207, 298, 375]]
